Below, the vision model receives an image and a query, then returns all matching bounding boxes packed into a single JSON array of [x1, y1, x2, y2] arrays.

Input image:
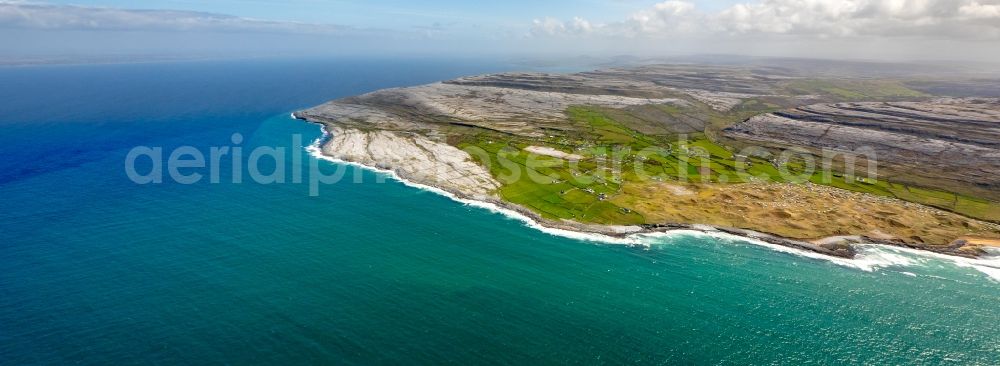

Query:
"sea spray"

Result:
[[848, 245, 1000, 282], [666, 229, 1000, 282]]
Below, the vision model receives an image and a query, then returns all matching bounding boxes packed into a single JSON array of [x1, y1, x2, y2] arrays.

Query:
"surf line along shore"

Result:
[[292, 112, 1000, 264]]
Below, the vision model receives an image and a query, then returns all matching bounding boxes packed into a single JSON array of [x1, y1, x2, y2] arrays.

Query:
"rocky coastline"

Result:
[[290, 64, 1000, 261], [294, 113, 991, 261]]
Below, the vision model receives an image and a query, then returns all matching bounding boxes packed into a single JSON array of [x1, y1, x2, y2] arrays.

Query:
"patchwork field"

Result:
[[297, 63, 1000, 256]]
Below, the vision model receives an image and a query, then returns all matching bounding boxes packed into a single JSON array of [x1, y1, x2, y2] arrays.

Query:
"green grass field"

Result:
[[454, 106, 999, 224]]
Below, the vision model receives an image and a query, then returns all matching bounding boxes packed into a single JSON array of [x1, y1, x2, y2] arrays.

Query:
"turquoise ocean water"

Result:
[[0, 58, 998, 365]]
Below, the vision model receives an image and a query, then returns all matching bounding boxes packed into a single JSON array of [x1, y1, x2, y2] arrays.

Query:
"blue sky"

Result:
[[38, 0, 739, 29], [41, 0, 631, 24], [3, 0, 1000, 62]]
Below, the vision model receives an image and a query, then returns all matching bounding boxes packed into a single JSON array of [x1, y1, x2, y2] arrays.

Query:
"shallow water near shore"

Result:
[[1, 58, 998, 365]]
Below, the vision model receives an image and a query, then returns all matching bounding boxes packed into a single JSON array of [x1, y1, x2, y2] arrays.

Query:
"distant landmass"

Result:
[[296, 61, 1000, 259]]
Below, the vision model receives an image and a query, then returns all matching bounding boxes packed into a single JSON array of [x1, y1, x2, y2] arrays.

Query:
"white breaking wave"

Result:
[[649, 230, 1000, 283], [678, 226, 1000, 282], [859, 246, 1000, 283], [813, 244, 1000, 282], [300, 119, 1000, 284]]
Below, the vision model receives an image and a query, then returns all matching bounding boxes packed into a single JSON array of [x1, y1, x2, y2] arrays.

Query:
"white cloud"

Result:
[[570, 17, 593, 34], [530, 17, 566, 36], [530, 16, 593, 36], [0, 2, 356, 34], [531, 0, 1000, 40], [960, 1, 1000, 18], [625, 1, 699, 35]]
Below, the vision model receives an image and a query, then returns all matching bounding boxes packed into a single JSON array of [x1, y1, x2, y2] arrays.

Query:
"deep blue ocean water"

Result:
[[1, 58, 998, 365]]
